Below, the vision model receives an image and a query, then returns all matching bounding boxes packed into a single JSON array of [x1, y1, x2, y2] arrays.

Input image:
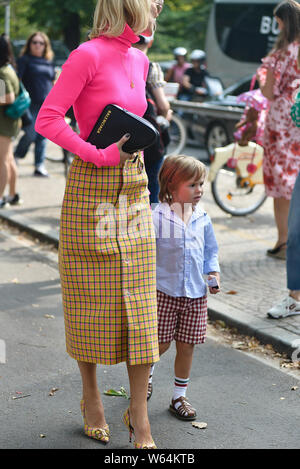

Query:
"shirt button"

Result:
[[124, 290, 131, 297], [123, 257, 130, 264]]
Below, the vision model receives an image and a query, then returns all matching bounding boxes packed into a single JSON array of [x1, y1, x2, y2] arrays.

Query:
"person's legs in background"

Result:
[[14, 106, 36, 160], [287, 172, 300, 301], [0, 135, 11, 207], [6, 147, 22, 205], [274, 196, 290, 247], [267, 196, 290, 259], [34, 131, 48, 176], [268, 172, 300, 318], [144, 155, 164, 204], [0, 135, 22, 207], [14, 103, 49, 177]]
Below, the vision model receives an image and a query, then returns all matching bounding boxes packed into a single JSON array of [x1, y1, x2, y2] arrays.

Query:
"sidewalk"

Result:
[[1, 140, 300, 358]]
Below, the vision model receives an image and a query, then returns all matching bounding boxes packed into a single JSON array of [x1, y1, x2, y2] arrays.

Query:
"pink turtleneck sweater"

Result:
[[35, 25, 149, 167]]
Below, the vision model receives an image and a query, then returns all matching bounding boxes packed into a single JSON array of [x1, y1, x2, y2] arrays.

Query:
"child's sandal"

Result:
[[147, 382, 153, 401], [169, 396, 197, 421]]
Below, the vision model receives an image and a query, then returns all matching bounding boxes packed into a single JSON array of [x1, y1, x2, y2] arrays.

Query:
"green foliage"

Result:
[[151, 0, 213, 57], [1, 0, 214, 56], [26, 0, 96, 36], [0, 0, 39, 38]]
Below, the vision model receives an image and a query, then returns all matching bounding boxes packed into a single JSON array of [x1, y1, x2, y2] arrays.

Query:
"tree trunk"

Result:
[[63, 11, 81, 51]]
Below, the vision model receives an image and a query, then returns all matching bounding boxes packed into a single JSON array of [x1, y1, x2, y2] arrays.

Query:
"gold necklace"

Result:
[[120, 53, 135, 89]]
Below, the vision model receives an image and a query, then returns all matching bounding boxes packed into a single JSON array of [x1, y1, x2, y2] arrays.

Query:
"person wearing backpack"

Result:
[[0, 34, 22, 208], [134, 35, 172, 203]]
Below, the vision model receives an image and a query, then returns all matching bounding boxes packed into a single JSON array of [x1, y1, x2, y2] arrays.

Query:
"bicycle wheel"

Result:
[[167, 113, 187, 155], [211, 165, 267, 216]]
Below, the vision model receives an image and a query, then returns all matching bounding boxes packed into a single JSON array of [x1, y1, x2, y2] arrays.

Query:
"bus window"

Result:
[[205, 0, 282, 86], [215, 2, 279, 63]]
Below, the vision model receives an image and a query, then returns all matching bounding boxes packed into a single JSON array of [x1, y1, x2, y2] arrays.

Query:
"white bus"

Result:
[[205, 0, 289, 87]]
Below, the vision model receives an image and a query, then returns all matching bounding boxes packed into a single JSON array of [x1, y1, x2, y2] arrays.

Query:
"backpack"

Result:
[[291, 90, 300, 127]]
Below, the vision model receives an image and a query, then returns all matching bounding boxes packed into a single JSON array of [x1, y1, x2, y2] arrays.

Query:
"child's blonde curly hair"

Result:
[[158, 154, 206, 204]]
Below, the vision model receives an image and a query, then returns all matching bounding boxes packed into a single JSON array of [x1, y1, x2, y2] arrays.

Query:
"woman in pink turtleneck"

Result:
[[36, 0, 164, 449]]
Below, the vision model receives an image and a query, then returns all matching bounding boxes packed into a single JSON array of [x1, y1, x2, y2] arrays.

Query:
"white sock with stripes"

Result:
[[173, 376, 189, 408]]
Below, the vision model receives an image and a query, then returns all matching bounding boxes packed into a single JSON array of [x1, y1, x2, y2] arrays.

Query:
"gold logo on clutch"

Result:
[[97, 109, 112, 134]]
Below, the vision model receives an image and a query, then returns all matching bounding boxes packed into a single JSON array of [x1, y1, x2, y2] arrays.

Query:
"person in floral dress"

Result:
[[257, 0, 300, 260]]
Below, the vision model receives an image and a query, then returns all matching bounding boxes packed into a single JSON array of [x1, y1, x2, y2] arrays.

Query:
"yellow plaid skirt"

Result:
[[59, 154, 159, 365]]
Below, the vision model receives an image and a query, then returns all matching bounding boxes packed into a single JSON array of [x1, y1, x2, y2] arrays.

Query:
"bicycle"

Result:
[[208, 142, 267, 216], [167, 112, 187, 155]]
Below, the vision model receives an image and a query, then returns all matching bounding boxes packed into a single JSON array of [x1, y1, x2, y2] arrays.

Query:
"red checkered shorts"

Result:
[[157, 290, 207, 344]]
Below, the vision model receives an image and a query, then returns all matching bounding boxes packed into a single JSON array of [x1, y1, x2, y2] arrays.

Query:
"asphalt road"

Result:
[[0, 227, 300, 450]]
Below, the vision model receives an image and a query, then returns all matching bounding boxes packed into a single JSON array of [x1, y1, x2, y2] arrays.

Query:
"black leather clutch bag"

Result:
[[87, 104, 159, 154]]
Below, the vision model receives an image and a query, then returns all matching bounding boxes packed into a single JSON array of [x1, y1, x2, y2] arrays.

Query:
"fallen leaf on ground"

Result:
[[192, 422, 207, 429], [280, 360, 300, 369], [291, 386, 298, 391], [39, 434, 46, 438], [44, 314, 55, 319], [104, 387, 129, 399], [232, 341, 248, 350], [225, 290, 238, 295], [49, 387, 59, 396]]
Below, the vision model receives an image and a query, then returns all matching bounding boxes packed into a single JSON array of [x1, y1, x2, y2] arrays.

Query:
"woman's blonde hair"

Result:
[[20, 31, 54, 61], [90, 0, 152, 39], [158, 155, 206, 204]]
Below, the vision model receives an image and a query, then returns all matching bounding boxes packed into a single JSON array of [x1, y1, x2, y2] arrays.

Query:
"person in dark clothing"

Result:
[[134, 35, 172, 203], [0, 34, 22, 208], [14, 32, 55, 177], [179, 49, 209, 101]]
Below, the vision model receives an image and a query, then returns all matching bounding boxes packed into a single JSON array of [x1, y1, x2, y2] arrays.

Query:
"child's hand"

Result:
[[207, 273, 220, 294]]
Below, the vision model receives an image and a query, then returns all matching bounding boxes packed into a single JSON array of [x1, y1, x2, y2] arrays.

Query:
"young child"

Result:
[[149, 154, 220, 421]]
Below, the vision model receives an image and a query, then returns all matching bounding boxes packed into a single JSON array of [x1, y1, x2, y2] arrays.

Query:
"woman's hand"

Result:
[[115, 133, 134, 166]]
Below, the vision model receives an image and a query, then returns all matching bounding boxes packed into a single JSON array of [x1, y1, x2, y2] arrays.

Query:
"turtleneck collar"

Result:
[[109, 24, 140, 52]]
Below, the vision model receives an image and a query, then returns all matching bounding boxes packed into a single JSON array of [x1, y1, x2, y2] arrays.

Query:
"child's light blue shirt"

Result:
[[152, 202, 220, 299]]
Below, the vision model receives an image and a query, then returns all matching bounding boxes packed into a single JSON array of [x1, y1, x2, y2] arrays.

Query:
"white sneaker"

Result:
[[268, 296, 300, 319], [34, 166, 49, 177]]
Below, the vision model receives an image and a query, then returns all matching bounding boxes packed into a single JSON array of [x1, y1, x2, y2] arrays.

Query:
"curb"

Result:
[[208, 296, 300, 359], [0, 209, 59, 247], [1, 211, 299, 360]]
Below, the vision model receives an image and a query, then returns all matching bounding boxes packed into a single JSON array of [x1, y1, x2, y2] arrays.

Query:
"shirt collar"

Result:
[[109, 24, 140, 52], [154, 202, 206, 224]]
